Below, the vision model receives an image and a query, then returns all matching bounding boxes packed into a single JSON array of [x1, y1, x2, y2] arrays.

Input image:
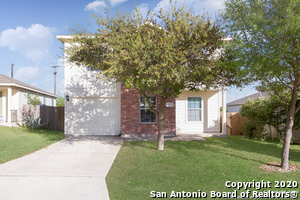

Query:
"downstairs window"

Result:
[[140, 95, 157, 123]]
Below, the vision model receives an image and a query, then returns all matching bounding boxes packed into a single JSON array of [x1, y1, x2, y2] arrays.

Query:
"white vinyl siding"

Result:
[[63, 42, 121, 135], [27, 93, 31, 104], [176, 90, 220, 134], [19, 89, 28, 107], [228, 105, 242, 113]]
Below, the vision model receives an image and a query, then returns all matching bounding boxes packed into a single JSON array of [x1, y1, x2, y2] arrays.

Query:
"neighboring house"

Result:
[[58, 35, 225, 136], [0, 73, 58, 124], [227, 92, 268, 113]]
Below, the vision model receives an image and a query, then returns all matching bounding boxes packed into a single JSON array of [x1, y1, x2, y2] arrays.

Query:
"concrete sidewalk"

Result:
[[0, 136, 123, 200]]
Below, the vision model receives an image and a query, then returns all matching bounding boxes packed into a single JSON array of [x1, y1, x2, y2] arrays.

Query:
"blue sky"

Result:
[[0, 0, 258, 102]]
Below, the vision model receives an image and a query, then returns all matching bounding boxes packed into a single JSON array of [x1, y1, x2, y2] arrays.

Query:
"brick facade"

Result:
[[120, 84, 176, 136]]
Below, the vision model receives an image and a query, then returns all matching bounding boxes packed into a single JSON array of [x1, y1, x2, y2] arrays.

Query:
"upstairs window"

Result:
[[140, 95, 157, 123], [187, 97, 202, 121]]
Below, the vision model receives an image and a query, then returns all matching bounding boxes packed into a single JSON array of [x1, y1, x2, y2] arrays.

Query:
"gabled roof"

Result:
[[227, 92, 268, 106], [0, 73, 58, 98]]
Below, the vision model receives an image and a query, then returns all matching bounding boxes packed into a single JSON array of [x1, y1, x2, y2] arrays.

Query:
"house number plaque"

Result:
[[166, 102, 173, 107]]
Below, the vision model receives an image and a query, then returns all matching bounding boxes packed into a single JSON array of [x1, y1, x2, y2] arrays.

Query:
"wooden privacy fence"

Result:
[[220, 112, 300, 143], [220, 112, 248, 135], [40, 106, 64, 131]]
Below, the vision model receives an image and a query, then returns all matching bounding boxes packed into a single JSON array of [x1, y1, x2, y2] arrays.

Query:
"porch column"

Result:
[[7, 87, 12, 126], [222, 89, 226, 136]]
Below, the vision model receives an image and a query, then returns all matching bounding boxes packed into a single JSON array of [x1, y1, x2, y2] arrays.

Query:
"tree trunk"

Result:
[[281, 90, 297, 170], [157, 97, 166, 150]]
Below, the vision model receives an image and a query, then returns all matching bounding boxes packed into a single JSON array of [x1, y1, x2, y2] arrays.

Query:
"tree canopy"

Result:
[[67, 1, 232, 150], [222, 0, 300, 169]]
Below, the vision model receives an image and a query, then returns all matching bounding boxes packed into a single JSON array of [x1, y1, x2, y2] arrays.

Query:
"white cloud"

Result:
[[85, 1, 106, 11], [193, 0, 224, 17], [14, 66, 39, 81], [153, 0, 224, 18], [110, 0, 127, 6], [85, 0, 128, 11], [0, 24, 54, 63], [137, 3, 149, 17]]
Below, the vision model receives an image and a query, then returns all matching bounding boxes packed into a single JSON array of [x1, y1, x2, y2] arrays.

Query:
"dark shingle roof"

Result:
[[0, 73, 57, 98], [227, 92, 268, 106]]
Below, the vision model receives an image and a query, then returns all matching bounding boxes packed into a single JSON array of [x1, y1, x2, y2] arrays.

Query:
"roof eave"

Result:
[[227, 103, 243, 106], [0, 83, 58, 98], [57, 35, 74, 44]]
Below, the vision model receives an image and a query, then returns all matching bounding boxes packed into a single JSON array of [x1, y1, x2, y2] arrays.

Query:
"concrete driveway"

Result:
[[0, 136, 123, 200]]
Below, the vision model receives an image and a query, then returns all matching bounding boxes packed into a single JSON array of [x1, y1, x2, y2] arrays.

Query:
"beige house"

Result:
[[0, 73, 58, 125]]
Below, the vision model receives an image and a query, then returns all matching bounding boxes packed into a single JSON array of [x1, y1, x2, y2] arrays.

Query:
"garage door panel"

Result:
[[73, 98, 119, 135]]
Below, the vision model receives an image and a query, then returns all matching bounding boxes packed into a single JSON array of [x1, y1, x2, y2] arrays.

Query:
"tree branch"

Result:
[[277, 76, 292, 90], [288, 70, 295, 83], [139, 90, 159, 116], [295, 104, 300, 114], [264, 78, 289, 110]]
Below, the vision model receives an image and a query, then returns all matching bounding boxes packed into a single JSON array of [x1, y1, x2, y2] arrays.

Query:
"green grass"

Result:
[[106, 136, 300, 200], [0, 126, 65, 164]]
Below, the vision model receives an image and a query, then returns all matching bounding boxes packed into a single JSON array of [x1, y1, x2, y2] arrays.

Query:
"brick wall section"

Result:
[[121, 83, 176, 136]]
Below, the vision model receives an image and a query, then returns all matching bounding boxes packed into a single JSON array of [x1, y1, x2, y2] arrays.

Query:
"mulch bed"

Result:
[[260, 162, 300, 172]]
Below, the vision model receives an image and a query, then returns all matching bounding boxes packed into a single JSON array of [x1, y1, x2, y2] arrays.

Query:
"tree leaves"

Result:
[[67, 1, 231, 100], [222, 0, 300, 169]]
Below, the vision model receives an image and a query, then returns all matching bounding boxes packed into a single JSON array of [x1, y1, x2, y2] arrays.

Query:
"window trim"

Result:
[[186, 96, 203, 123], [140, 95, 157, 124]]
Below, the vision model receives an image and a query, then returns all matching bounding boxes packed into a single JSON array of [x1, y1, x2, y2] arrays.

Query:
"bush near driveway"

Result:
[[0, 126, 65, 164], [106, 136, 300, 200]]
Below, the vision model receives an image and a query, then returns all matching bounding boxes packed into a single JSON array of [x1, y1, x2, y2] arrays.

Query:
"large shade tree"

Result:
[[67, 1, 232, 150], [222, 0, 300, 169]]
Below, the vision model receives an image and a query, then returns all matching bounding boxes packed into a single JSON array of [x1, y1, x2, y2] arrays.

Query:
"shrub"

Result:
[[240, 93, 300, 142], [21, 93, 42, 130], [240, 96, 285, 141]]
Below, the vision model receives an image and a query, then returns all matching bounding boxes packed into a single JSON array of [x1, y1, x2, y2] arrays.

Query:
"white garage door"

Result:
[[73, 98, 119, 135]]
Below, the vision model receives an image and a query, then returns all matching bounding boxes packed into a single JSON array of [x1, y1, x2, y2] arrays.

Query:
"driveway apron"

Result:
[[0, 136, 123, 200]]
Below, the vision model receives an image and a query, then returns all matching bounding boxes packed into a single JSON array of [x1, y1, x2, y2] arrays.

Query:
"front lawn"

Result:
[[0, 126, 65, 164], [106, 136, 300, 200]]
